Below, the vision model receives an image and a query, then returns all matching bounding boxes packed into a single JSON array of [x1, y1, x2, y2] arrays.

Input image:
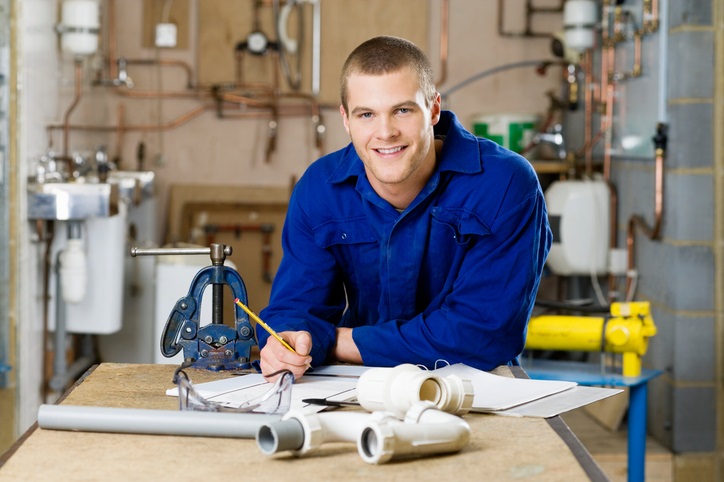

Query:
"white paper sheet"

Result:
[[487, 386, 624, 418], [432, 363, 578, 411]]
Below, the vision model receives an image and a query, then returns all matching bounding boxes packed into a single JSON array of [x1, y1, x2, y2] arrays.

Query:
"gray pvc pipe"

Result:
[[256, 418, 305, 454], [38, 404, 280, 439]]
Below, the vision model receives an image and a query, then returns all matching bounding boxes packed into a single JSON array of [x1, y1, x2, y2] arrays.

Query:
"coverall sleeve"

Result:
[[257, 190, 347, 367]]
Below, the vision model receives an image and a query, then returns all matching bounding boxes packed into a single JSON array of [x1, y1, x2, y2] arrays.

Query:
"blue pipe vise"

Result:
[[130, 244, 255, 371]]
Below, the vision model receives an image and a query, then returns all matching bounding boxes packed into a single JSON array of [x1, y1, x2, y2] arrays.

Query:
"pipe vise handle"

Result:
[[130, 244, 232, 265]]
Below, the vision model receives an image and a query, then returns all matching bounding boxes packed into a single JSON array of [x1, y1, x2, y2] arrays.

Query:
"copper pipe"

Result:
[[124, 58, 195, 88], [108, 0, 118, 80], [62, 59, 84, 160], [599, 3, 610, 104], [625, 126, 667, 297], [642, 0, 659, 32], [606, 181, 619, 301], [49, 101, 316, 136], [602, 83, 614, 181], [217, 81, 276, 98], [280, 91, 321, 118], [217, 103, 313, 120], [582, 49, 593, 175], [279, 91, 325, 152], [651, 0, 659, 31], [434, 0, 449, 86], [220, 92, 274, 109], [50, 104, 211, 133], [612, 7, 624, 43], [114, 88, 201, 99], [114, 103, 125, 167], [633, 30, 642, 77]]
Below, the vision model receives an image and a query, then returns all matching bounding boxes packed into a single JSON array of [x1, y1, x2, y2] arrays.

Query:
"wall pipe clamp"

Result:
[[356, 363, 474, 418], [256, 403, 471, 464]]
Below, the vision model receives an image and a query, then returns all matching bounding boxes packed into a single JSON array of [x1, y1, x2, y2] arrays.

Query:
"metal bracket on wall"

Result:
[[497, 0, 565, 38]]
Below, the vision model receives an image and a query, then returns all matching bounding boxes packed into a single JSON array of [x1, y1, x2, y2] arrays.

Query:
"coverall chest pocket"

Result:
[[313, 219, 379, 272], [430, 207, 490, 247]]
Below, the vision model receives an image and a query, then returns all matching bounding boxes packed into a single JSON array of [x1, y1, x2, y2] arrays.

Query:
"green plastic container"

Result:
[[472, 114, 538, 154]]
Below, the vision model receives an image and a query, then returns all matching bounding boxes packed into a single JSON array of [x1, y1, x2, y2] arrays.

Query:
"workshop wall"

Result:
[[13, 0, 563, 439], [623, 0, 717, 458], [19, 4, 724, 479]]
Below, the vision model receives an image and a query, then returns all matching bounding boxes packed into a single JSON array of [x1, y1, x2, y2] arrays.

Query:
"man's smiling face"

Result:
[[340, 67, 441, 207]]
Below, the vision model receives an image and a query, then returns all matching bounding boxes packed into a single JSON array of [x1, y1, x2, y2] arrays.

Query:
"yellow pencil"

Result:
[[234, 298, 297, 354]]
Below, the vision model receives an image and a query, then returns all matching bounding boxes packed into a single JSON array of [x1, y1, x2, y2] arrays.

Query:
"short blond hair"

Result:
[[340, 36, 436, 113]]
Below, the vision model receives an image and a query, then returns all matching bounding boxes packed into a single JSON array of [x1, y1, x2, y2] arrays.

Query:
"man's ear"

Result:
[[340, 104, 351, 135], [430, 92, 442, 126]]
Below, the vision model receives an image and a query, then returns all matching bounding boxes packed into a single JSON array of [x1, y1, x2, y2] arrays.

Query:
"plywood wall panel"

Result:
[[198, 0, 427, 105]]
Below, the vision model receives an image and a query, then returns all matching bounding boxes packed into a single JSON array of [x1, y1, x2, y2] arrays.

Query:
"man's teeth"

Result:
[[377, 146, 403, 154]]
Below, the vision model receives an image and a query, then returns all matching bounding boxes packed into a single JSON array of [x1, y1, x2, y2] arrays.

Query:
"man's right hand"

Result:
[[259, 330, 313, 382]]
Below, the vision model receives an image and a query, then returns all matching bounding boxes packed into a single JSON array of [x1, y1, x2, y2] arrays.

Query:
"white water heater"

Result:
[[545, 180, 610, 276]]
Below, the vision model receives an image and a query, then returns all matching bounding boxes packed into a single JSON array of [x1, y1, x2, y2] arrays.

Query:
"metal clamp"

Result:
[[131, 244, 255, 371]]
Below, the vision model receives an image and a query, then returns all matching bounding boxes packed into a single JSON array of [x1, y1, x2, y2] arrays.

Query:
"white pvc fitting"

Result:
[[257, 410, 369, 456], [563, 0, 597, 51], [356, 364, 474, 418], [60, 0, 100, 55], [60, 238, 87, 303], [357, 403, 471, 465]]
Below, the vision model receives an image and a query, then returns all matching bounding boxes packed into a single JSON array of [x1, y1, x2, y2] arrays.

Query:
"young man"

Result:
[[257, 36, 551, 381]]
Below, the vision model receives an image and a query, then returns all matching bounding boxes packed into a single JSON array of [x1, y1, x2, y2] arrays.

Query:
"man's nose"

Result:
[[376, 116, 399, 138]]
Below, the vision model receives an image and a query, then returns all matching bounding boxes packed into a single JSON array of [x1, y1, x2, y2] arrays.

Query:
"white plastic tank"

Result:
[[545, 179, 610, 276]]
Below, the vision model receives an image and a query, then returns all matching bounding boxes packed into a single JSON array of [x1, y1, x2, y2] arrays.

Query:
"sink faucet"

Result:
[[532, 123, 567, 160], [34, 152, 66, 183]]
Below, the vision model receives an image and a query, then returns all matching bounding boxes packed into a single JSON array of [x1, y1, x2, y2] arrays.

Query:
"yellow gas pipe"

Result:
[[525, 302, 657, 377]]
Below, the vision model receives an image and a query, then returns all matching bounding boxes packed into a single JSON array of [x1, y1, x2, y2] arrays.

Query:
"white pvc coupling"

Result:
[[356, 364, 474, 418]]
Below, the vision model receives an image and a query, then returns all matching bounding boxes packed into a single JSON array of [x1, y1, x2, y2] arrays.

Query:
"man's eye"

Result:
[[359, 112, 372, 119], [397, 108, 411, 114]]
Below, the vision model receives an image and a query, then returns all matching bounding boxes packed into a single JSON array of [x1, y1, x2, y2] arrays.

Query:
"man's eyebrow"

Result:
[[349, 101, 419, 116], [350, 105, 372, 116]]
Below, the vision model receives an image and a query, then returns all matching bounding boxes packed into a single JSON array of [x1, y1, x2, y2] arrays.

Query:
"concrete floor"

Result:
[[563, 408, 673, 482]]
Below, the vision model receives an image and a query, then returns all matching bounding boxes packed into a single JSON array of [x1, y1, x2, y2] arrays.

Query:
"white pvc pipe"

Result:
[[38, 404, 280, 438]]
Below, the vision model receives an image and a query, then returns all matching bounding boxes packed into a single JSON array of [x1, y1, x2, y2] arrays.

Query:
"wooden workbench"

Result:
[[0, 363, 606, 481]]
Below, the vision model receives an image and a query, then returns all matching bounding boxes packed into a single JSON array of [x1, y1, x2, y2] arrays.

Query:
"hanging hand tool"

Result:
[[130, 243, 255, 371]]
